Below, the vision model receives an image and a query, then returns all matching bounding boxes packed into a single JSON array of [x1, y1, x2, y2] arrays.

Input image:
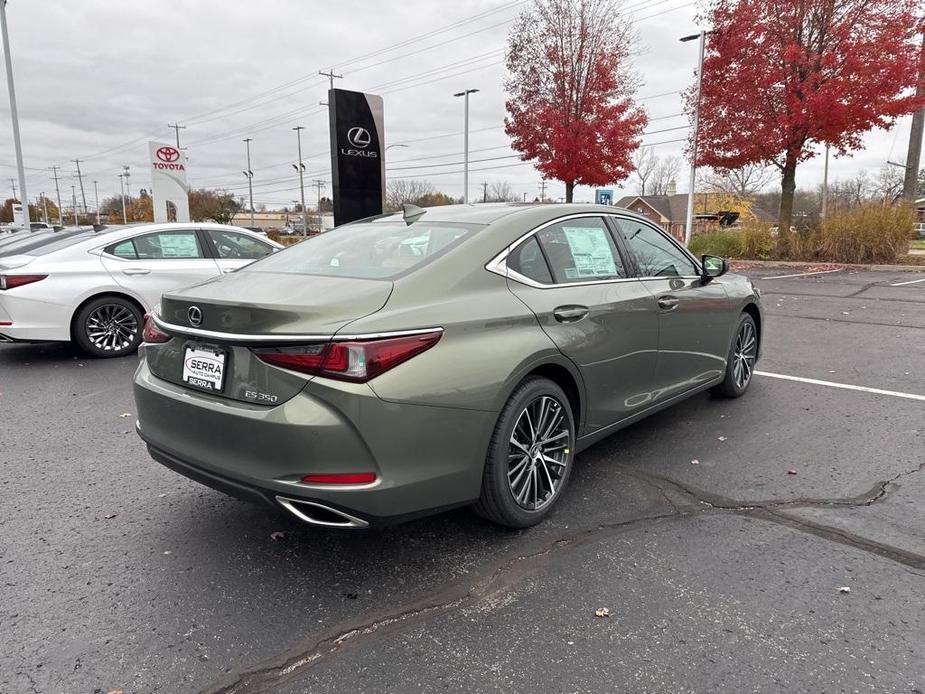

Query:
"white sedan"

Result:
[[0, 222, 282, 357]]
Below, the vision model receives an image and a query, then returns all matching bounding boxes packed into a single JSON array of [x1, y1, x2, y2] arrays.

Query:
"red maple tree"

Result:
[[690, 0, 924, 238], [505, 0, 647, 202]]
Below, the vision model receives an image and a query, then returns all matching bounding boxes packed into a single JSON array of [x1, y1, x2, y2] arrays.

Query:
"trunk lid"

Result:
[[148, 272, 393, 404]]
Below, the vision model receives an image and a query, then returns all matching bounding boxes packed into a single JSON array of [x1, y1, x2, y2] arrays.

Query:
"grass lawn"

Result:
[[912, 240, 925, 251]]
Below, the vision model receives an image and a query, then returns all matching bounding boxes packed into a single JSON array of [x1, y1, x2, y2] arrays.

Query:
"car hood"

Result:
[[159, 271, 393, 336]]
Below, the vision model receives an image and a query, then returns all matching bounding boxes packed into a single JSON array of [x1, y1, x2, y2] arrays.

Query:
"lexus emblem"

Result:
[[188, 306, 202, 327], [346, 127, 371, 149], [156, 146, 181, 163]]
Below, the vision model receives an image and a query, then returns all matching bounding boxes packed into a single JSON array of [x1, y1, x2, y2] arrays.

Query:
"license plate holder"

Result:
[[182, 344, 227, 392]]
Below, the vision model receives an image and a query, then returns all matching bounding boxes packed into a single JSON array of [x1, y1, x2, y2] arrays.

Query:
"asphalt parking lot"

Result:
[[2, 267, 924, 694]]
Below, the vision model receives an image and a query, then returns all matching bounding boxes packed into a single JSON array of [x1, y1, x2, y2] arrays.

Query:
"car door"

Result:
[[202, 228, 277, 274], [501, 215, 660, 433], [613, 217, 734, 401], [99, 229, 221, 309]]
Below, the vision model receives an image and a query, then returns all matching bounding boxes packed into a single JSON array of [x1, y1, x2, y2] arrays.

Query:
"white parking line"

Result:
[[756, 371, 925, 402], [762, 269, 842, 280], [890, 277, 925, 287]]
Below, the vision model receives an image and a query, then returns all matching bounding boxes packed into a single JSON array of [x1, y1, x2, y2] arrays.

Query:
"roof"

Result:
[[615, 195, 690, 223], [369, 202, 652, 227]]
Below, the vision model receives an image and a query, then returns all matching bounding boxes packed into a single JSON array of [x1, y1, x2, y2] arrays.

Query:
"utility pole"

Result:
[[243, 138, 254, 227], [902, 32, 925, 201], [538, 180, 547, 202], [167, 122, 186, 149], [821, 145, 830, 219], [482, 181, 488, 203], [40, 192, 47, 223], [49, 165, 63, 225], [122, 165, 131, 198], [681, 30, 709, 246], [72, 159, 87, 212], [9, 177, 15, 199], [118, 172, 127, 223], [292, 126, 308, 235], [318, 69, 343, 91], [1, 0, 29, 228], [312, 179, 326, 217], [70, 184, 78, 226], [453, 88, 479, 204], [93, 179, 100, 224]]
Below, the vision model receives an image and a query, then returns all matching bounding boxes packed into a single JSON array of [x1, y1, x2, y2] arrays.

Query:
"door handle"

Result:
[[553, 305, 589, 323], [657, 295, 679, 310], [122, 268, 150, 276]]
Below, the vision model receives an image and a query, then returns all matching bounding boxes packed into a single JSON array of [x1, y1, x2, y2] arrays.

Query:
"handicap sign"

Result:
[[595, 189, 613, 206]]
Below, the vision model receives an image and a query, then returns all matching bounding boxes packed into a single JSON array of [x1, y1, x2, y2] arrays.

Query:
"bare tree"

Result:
[[704, 164, 774, 198], [632, 147, 657, 195], [385, 179, 435, 211], [649, 155, 681, 195], [874, 163, 904, 202], [486, 181, 517, 202]]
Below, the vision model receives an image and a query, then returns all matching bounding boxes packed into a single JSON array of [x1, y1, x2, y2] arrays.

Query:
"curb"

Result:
[[728, 259, 925, 273]]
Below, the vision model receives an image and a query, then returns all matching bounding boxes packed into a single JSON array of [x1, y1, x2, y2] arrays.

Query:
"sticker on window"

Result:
[[561, 226, 617, 278]]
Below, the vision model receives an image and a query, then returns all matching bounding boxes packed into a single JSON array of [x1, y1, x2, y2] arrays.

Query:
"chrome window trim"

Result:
[[151, 313, 443, 343], [485, 212, 703, 289]]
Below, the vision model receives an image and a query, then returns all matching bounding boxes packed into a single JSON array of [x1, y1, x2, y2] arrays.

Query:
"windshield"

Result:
[[244, 221, 479, 280]]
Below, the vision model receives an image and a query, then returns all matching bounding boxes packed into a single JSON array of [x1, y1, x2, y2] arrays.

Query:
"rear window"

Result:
[[244, 222, 478, 280], [2, 232, 89, 257]]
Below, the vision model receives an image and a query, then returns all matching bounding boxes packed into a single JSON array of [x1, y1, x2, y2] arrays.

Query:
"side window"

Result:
[[617, 220, 698, 278], [209, 229, 274, 260], [506, 236, 553, 284], [106, 239, 138, 259], [534, 217, 626, 284], [132, 230, 203, 259]]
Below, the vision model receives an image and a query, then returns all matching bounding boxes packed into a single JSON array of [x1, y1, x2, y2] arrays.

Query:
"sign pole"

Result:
[[0, 0, 29, 228]]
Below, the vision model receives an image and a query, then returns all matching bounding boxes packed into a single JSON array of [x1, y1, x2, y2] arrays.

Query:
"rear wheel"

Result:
[[73, 296, 143, 358], [712, 313, 758, 398], [474, 377, 575, 528]]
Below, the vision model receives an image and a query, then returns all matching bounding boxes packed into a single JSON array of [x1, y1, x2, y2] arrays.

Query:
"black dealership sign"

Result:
[[329, 88, 385, 225]]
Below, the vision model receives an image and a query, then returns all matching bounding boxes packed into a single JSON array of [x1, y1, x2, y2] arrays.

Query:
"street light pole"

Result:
[[118, 172, 127, 223], [0, 0, 29, 228], [453, 88, 479, 204], [49, 165, 63, 225], [681, 31, 708, 246], [293, 126, 307, 235], [40, 191, 47, 223], [243, 138, 254, 227]]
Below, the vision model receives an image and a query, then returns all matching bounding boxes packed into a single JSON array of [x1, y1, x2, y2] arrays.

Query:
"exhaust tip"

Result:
[[276, 496, 369, 529]]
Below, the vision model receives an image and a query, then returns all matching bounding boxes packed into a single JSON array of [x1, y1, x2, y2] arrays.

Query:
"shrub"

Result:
[[741, 225, 775, 260], [689, 230, 743, 258], [815, 202, 915, 264]]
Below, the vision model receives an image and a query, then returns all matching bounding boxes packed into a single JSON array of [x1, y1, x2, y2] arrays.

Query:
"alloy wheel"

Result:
[[733, 320, 757, 389], [85, 304, 138, 352], [507, 395, 572, 511]]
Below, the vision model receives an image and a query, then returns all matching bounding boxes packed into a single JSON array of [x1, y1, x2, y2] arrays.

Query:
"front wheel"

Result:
[[712, 313, 758, 398], [73, 296, 143, 358], [474, 377, 576, 528]]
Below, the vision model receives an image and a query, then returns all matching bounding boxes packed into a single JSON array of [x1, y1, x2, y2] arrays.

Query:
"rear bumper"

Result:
[[133, 359, 496, 525], [0, 293, 72, 342]]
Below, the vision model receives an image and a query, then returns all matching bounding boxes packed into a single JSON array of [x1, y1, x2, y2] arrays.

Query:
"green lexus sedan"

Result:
[[133, 204, 762, 529]]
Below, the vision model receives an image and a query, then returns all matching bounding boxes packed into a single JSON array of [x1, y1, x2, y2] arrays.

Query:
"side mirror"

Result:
[[701, 254, 727, 281]]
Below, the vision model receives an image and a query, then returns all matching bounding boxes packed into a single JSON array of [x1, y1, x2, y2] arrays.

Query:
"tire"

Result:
[[73, 296, 143, 358], [711, 312, 758, 398], [474, 377, 576, 528]]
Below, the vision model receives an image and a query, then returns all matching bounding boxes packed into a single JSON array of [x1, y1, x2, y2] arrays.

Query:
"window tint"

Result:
[[106, 239, 138, 259], [132, 230, 202, 259], [616, 220, 698, 277], [507, 236, 553, 284], [244, 222, 477, 280], [209, 229, 273, 260], [534, 217, 626, 284]]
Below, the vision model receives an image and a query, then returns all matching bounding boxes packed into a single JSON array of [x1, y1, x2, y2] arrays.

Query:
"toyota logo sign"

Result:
[[156, 146, 181, 163], [346, 127, 371, 149]]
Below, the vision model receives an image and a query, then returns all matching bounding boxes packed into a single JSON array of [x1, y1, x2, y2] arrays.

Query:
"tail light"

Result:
[[0, 274, 47, 290], [253, 330, 442, 383], [142, 314, 170, 343]]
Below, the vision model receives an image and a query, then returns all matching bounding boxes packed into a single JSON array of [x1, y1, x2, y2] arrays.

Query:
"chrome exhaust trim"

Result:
[[276, 496, 369, 529]]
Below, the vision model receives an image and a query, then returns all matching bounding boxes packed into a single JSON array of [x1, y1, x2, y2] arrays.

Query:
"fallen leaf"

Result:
[[690, 459, 700, 465], [270, 531, 286, 541], [106, 690, 124, 694], [787, 469, 798, 475], [104, 513, 117, 519], [839, 586, 851, 594], [594, 607, 610, 618], [717, 436, 727, 442], [118, 413, 131, 418]]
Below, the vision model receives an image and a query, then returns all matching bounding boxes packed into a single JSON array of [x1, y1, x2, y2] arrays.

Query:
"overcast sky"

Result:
[[0, 0, 914, 210]]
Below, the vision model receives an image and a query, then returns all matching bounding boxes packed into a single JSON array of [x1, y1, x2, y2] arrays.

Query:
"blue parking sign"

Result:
[[595, 189, 613, 206]]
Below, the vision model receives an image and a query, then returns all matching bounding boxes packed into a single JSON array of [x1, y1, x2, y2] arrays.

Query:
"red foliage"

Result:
[[504, 0, 647, 201], [691, 0, 924, 229]]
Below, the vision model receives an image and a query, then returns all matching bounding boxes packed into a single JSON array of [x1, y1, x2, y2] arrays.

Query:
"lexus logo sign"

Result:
[[156, 146, 180, 163], [188, 306, 202, 327], [346, 127, 371, 149]]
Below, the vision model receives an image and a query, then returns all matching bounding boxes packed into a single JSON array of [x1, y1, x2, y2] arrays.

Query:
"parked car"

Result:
[[915, 222, 925, 239], [0, 222, 281, 357], [133, 204, 763, 529], [0, 227, 94, 256]]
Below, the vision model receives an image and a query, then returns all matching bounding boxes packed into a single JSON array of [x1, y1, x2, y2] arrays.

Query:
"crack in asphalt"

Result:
[[200, 463, 925, 694]]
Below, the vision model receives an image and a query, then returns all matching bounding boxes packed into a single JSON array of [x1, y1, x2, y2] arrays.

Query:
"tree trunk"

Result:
[[565, 181, 574, 203], [777, 158, 797, 255]]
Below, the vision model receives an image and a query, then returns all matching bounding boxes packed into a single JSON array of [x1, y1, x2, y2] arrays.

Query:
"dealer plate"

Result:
[[182, 345, 226, 392]]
